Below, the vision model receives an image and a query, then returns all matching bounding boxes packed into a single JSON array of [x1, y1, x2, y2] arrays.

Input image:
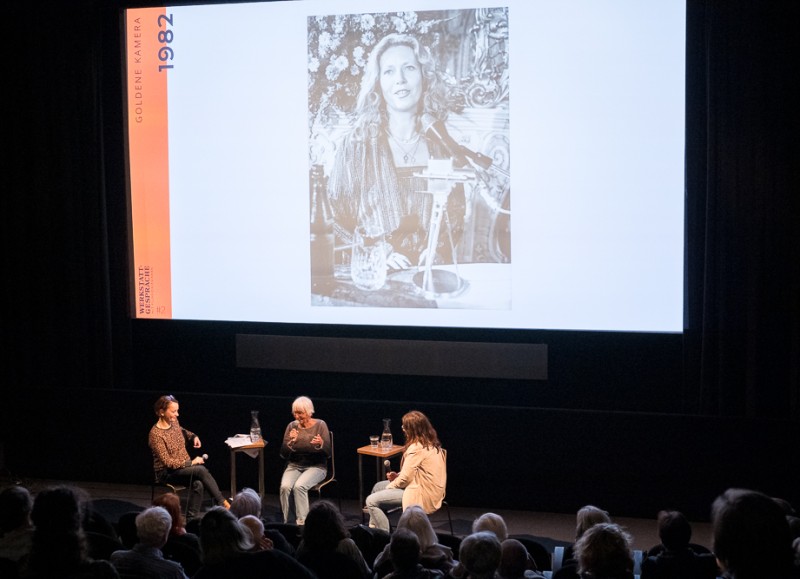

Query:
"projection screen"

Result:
[[124, 0, 685, 332]]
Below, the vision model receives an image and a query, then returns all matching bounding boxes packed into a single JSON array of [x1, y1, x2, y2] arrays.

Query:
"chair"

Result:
[[435, 531, 462, 560], [116, 510, 142, 548], [264, 522, 303, 550], [388, 448, 452, 534], [298, 550, 369, 579], [162, 537, 203, 577], [85, 530, 124, 561], [509, 535, 552, 573], [349, 524, 391, 568], [150, 480, 187, 503], [310, 430, 340, 509], [0, 557, 19, 579], [387, 499, 453, 535]]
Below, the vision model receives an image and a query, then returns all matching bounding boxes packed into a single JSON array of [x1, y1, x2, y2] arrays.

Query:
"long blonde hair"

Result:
[[351, 33, 449, 142]]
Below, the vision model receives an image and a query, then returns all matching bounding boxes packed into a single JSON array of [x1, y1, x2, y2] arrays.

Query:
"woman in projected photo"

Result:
[[327, 32, 466, 271], [364, 410, 447, 532]]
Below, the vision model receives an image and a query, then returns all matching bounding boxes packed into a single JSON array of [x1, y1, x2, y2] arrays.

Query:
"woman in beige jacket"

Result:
[[365, 410, 447, 531]]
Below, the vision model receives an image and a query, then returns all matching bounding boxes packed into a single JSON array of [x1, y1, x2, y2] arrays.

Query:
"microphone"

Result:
[[202, 454, 209, 461], [384, 459, 391, 469], [421, 113, 493, 171]]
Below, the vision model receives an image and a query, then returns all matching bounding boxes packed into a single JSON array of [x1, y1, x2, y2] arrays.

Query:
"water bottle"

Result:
[[381, 418, 393, 450], [250, 410, 262, 443], [310, 164, 335, 288]]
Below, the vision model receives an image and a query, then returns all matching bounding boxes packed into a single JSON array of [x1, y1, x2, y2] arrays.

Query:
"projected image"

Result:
[[307, 9, 511, 309]]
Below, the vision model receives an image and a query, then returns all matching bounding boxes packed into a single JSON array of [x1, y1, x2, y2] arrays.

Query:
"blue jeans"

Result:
[[365, 480, 404, 531], [280, 463, 326, 524]]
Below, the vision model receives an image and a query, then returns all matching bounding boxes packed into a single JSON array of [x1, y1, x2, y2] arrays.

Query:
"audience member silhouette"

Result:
[[640, 510, 718, 579], [553, 505, 612, 579], [18, 485, 120, 579], [296, 499, 370, 579], [384, 527, 446, 579], [573, 522, 634, 579], [374, 505, 456, 577], [0, 485, 34, 563], [472, 513, 509, 543], [194, 506, 315, 579], [109, 506, 188, 578], [711, 487, 798, 579], [498, 538, 545, 579], [239, 514, 273, 551], [451, 531, 502, 579], [229, 486, 294, 555], [152, 491, 202, 555]]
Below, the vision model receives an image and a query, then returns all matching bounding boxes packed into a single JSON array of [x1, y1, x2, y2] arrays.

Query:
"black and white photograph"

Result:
[[308, 9, 511, 309]]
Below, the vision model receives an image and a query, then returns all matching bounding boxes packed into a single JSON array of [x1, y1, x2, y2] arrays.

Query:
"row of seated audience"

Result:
[[2, 481, 800, 578]]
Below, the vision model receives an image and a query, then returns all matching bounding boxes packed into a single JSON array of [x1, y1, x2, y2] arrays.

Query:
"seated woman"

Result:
[[373, 505, 455, 577], [148, 394, 230, 520], [152, 492, 202, 575], [18, 485, 119, 579], [152, 492, 201, 553], [553, 504, 612, 579], [230, 487, 294, 555], [279, 396, 331, 526], [295, 500, 370, 579], [573, 523, 634, 579], [365, 410, 447, 532], [472, 513, 508, 543], [194, 507, 315, 579], [452, 531, 503, 579]]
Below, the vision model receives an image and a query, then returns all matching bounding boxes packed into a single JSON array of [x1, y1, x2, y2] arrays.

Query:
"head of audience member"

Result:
[[397, 505, 439, 551], [498, 538, 532, 579], [0, 485, 33, 534], [239, 514, 266, 551], [230, 487, 262, 519], [26, 486, 90, 574], [712, 488, 795, 578], [472, 512, 509, 542], [575, 504, 612, 540], [135, 506, 172, 549], [152, 491, 186, 536], [772, 497, 796, 517], [574, 522, 633, 578], [199, 506, 253, 565], [390, 527, 423, 574], [656, 510, 692, 552], [301, 500, 348, 552], [787, 515, 800, 543], [459, 531, 502, 579], [31, 485, 84, 534]]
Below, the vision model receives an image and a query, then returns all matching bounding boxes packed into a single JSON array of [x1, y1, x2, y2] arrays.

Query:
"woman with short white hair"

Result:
[[279, 396, 331, 525]]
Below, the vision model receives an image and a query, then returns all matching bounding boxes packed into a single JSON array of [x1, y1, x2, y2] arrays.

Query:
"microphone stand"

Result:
[[412, 160, 472, 299]]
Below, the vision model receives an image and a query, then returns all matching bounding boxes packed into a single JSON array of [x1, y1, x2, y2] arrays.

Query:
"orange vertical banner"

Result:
[[126, 8, 172, 319]]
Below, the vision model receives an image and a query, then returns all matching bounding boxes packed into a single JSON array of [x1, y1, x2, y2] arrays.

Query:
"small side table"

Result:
[[229, 439, 266, 498]]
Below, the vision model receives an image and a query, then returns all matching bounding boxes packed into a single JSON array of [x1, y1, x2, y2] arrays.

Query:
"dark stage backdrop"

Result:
[[4, 0, 799, 520]]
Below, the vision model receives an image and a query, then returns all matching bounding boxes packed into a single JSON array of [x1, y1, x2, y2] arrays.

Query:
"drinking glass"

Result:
[[351, 225, 387, 291]]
